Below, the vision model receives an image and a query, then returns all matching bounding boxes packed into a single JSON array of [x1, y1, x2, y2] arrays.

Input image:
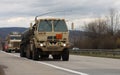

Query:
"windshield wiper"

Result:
[[54, 20, 60, 27], [45, 20, 52, 27]]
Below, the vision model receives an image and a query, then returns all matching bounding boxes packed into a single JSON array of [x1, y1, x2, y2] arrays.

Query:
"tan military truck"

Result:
[[5, 32, 21, 52], [20, 17, 70, 61]]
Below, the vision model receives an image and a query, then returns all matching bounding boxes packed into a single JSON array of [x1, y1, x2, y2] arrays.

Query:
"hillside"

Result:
[[0, 27, 27, 40], [0, 27, 85, 42]]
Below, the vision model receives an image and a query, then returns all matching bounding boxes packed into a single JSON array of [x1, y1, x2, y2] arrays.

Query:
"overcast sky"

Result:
[[0, 0, 120, 29]]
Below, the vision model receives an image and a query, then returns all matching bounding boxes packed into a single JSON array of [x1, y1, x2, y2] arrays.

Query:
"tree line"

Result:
[[72, 9, 120, 49]]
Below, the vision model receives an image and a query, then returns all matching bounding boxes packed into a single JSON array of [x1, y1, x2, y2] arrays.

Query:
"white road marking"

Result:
[[1, 51, 19, 57], [1, 51, 89, 75], [37, 61, 89, 75]]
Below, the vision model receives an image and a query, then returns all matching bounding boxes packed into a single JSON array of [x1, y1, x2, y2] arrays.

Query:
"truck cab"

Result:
[[5, 32, 21, 52], [20, 18, 70, 61]]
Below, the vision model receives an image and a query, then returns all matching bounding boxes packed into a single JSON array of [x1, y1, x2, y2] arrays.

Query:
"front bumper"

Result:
[[37, 44, 70, 51], [8, 47, 20, 51]]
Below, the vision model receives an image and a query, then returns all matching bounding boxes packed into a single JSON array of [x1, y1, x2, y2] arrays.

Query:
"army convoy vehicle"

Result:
[[20, 17, 70, 61], [5, 32, 21, 52]]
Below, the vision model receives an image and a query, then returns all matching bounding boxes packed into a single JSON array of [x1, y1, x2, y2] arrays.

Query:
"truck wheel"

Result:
[[27, 50, 32, 59], [32, 45, 39, 60], [5, 49, 9, 52], [6, 49, 11, 53], [26, 44, 32, 59], [40, 54, 49, 59], [8, 49, 11, 53], [20, 45, 26, 57], [52, 55, 61, 60], [62, 49, 69, 61]]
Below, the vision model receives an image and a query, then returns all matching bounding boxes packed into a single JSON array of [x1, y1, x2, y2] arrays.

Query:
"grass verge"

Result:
[[70, 51, 120, 59]]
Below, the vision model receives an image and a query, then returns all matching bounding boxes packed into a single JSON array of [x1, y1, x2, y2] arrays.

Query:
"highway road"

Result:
[[0, 50, 120, 75]]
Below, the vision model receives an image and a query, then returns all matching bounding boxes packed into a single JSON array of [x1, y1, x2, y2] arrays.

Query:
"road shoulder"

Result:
[[0, 65, 6, 75]]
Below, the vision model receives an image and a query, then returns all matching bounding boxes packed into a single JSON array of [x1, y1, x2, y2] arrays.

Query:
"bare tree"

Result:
[[84, 18, 108, 38], [83, 17, 117, 49], [106, 8, 120, 35], [73, 8, 120, 49]]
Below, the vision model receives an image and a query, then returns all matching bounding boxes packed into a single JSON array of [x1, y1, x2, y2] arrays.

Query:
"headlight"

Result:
[[40, 44, 43, 47], [8, 44, 12, 47], [63, 44, 66, 47]]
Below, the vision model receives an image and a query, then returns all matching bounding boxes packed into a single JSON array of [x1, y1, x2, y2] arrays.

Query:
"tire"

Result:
[[8, 49, 11, 53], [26, 44, 32, 59], [52, 55, 61, 60], [6, 49, 11, 53], [40, 54, 49, 59], [62, 49, 69, 61], [32, 44, 39, 60], [20, 45, 26, 57], [15, 49, 20, 53]]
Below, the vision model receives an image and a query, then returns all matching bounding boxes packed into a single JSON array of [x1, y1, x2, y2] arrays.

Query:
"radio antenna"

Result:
[[35, 10, 72, 21]]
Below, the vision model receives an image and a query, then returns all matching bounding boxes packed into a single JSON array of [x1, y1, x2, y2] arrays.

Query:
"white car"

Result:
[[72, 47, 80, 51]]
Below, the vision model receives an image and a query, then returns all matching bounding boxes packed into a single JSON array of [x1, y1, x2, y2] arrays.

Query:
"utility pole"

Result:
[[71, 22, 74, 30], [110, 8, 115, 36]]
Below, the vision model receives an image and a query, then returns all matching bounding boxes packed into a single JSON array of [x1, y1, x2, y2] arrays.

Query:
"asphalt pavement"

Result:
[[0, 50, 120, 75]]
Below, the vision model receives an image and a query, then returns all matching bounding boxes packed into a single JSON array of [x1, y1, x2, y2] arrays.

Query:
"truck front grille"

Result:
[[47, 36, 56, 40], [12, 42, 20, 47]]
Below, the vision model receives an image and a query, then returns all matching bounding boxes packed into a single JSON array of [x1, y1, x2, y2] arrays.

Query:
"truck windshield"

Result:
[[38, 20, 68, 32], [10, 36, 21, 40], [54, 20, 68, 32], [38, 20, 52, 32]]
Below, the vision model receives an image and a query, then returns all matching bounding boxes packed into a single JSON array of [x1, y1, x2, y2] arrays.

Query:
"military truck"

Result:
[[5, 32, 21, 52], [20, 17, 70, 61]]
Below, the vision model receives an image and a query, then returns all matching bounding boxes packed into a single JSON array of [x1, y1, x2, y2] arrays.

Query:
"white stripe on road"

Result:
[[1, 51, 89, 75], [37, 61, 89, 75]]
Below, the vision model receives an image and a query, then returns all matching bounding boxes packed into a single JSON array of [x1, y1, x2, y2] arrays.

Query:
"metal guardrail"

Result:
[[70, 49, 120, 57]]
